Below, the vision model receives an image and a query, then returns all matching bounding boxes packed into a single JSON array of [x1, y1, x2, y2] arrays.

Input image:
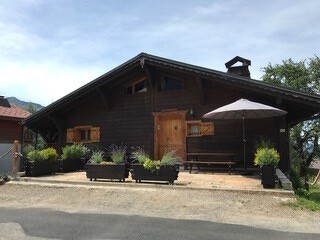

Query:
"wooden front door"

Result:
[[153, 111, 187, 161]]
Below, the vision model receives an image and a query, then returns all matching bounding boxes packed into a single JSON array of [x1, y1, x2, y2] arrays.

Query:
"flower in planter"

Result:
[[160, 150, 181, 166], [107, 144, 127, 164], [131, 148, 180, 173], [25, 147, 59, 176], [143, 159, 161, 173], [89, 151, 105, 164], [100, 161, 114, 165], [61, 143, 88, 160], [131, 147, 151, 164], [27, 148, 58, 162]]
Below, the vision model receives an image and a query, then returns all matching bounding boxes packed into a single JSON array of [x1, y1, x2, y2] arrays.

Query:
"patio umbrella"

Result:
[[203, 98, 287, 171]]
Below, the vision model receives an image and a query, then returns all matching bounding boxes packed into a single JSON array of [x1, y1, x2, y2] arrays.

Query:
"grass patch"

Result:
[[284, 184, 320, 211]]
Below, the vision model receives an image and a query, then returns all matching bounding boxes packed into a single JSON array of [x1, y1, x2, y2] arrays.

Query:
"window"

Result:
[[186, 121, 214, 137], [80, 129, 91, 141], [126, 78, 147, 95], [66, 126, 100, 143], [159, 77, 183, 91]]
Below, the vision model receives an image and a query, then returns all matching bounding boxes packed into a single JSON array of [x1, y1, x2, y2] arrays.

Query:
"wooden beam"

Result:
[[48, 114, 63, 132], [47, 114, 63, 151]]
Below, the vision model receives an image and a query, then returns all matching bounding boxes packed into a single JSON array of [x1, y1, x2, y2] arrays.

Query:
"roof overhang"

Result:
[[22, 52, 320, 127]]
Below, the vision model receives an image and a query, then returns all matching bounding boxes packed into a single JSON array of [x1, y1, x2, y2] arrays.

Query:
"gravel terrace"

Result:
[[1, 175, 320, 234]]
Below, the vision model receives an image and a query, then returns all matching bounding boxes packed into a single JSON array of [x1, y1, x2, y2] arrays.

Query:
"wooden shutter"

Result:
[[66, 128, 75, 143], [200, 122, 214, 136], [90, 127, 100, 142]]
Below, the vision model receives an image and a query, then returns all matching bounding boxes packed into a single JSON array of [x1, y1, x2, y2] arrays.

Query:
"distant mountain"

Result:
[[6, 97, 44, 112]]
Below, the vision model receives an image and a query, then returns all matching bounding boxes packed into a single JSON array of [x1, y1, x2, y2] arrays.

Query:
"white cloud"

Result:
[[0, 60, 104, 106], [0, 0, 319, 105]]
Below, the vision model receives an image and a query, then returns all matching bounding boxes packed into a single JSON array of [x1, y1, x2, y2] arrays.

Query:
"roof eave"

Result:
[[22, 52, 320, 125]]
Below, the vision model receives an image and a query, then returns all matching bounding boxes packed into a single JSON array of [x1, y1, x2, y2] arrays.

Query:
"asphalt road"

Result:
[[0, 207, 319, 240]]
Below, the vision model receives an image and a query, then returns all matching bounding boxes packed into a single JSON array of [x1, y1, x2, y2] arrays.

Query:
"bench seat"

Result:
[[183, 161, 237, 174]]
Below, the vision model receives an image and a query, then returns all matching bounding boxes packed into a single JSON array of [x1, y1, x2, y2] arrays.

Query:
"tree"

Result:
[[262, 56, 320, 188]]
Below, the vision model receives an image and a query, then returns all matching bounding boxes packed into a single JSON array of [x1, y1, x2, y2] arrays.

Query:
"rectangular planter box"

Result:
[[59, 158, 85, 172], [24, 160, 59, 177], [130, 164, 179, 184], [85, 163, 129, 181]]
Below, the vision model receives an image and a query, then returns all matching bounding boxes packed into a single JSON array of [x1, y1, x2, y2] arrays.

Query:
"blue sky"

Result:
[[1, 0, 319, 106]]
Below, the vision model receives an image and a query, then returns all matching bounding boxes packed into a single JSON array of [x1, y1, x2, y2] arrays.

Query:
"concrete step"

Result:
[[276, 168, 292, 190]]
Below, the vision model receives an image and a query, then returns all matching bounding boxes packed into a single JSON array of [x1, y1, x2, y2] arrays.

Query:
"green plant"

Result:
[[61, 143, 88, 160], [254, 148, 280, 167], [27, 148, 58, 162], [27, 150, 42, 161], [89, 151, 104, 164], [22, 144, 35, 157], [160, 150, 180, 166], [107, 144, 126, 164], [143, 159, 161, 173], [288, 167, 304, 190], [253, 136, 274, 150], [284, 184, 320, 211], [100, 161, 113, 165], [40, 148, 58, 161], [131, 147, 150, 163]]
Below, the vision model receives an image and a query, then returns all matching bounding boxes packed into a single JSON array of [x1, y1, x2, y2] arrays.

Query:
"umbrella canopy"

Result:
[[203, 98, 287, 119], [203, 98, 287, 172]]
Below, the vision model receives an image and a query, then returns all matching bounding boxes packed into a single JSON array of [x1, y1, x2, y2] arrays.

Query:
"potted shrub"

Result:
[[25, 148, 59, 176], [85, 144, 129, 181], [130, 148, 180, 184], [254, 147, 280, 188], [59, 143, 88, 172]]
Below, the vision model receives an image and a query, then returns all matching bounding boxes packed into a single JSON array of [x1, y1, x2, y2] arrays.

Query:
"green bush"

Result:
[[89, 151, 104, 164], [254, 148, 280, 167], [27, 150, 42, 161], [61, 143, 88, 160], [40, 148, 58, 161], [288, 167, 304, 190], [27, 148, 58, 162], [107, 144, 126, 164]]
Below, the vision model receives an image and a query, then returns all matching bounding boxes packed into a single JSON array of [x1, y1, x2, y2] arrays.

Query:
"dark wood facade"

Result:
[[23, 53, 320, 172], [0, 119, 24, 144]]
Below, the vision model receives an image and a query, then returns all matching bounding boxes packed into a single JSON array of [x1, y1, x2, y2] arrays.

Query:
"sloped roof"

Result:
[[0, 102, 31, 120], [23, 52, 320, 125]]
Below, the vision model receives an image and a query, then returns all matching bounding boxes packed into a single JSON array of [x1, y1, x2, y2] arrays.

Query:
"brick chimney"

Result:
[[225, 56, 251, 78]]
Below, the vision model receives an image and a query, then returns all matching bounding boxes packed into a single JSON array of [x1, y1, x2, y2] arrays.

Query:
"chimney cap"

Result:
[[225, 56, 251, 69]]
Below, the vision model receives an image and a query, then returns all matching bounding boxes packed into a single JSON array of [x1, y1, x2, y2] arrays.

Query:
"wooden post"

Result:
[[11, 140, 19, 176]]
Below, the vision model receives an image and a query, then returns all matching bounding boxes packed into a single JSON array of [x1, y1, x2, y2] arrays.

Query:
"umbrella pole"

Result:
[[242, 114, 246, 171]]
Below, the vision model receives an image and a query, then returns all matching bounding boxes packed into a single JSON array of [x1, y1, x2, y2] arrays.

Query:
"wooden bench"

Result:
[[185, 153, 238, 174]]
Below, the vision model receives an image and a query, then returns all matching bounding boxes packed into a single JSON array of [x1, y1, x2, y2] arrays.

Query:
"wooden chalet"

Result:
[[22, 53, 320, 172]]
